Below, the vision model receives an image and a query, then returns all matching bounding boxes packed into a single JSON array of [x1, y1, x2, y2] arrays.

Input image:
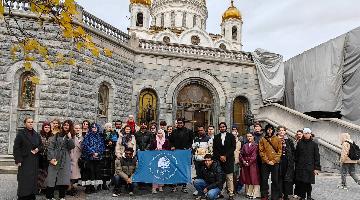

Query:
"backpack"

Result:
[[346, 141, 360, 160]]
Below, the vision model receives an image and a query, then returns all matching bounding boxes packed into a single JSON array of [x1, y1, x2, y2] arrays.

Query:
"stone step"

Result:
[[0, 155, 14, 159], [0, 159, 15, 166], [0, 166, 17, 174]]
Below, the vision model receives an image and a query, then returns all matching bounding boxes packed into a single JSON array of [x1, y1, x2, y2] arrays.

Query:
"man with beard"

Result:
[[169, 118, 194, 193], [213, 122, 236, 200], [134, 123, 152, 151]]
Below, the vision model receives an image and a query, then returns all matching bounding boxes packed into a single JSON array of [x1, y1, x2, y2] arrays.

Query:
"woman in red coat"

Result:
[[239, 133, 261, 199]]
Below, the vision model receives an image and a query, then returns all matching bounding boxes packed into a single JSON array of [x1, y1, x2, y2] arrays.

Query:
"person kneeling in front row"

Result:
[[193, 154, 225, 200], [112, 147, 137, 197]]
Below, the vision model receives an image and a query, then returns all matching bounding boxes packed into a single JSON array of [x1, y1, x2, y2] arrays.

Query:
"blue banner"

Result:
[[132, 150, 192, 184]]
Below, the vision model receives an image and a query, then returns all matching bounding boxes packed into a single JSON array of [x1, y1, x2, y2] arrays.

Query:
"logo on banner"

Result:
[[149, 152, 178, 180]]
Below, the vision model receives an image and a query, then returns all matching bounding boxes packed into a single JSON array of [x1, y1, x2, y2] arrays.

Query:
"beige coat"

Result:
[[234, 137, 242, 164], [115, 133, 137, 158], [340, 133, 359, 164], [70, 135, 83, 180]]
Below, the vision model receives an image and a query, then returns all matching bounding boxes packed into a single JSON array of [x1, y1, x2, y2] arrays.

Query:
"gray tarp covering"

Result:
[[252, 49, 285, 102], [285, 26, 360, 125], [342, 27, 360, 124]]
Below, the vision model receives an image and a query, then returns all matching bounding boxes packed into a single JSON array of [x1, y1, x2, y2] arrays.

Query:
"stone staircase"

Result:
[[256, 103, 360, 172], [0, 155, 17, 174]]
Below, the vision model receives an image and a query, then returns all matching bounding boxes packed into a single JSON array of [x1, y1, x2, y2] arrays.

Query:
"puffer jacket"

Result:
[[259, 135, 282, 164], [114, 156, 137, 180], [197, 161, 225, 190], [340, 133, 359, 164]]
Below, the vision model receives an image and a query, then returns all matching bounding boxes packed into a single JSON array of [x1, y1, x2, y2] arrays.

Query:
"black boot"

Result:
[[90, 185, 96, 193], [102, 183, 109, 190], [85, 186, 91, 194]]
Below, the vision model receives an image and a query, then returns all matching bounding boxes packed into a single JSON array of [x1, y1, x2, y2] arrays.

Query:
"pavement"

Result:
[[1, 174, 359, 200]]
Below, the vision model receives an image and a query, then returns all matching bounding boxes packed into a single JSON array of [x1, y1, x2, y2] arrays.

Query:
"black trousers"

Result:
[[194, 161, 202, 177], [46, 185, 67, 199], [113, 176, 134, 192], [260, 163, 280, 200], [18, 194, 35, 200], [296, 181, 312, 198], [279, 157, 293, 197]]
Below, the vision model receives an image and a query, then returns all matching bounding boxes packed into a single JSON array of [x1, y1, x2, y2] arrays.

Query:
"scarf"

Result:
[[156, 132, 166, 150], [127, 121, 136, 134]]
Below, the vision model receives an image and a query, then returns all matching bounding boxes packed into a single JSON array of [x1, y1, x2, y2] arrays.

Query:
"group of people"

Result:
[[12, 115, 360, 200]]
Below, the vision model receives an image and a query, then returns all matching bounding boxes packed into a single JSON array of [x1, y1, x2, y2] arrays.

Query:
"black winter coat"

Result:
[[197, 161, 225, 190], [135, 130, 153, 151], [295, 139, 321, 184], [280, 138, 295, 182], [13, 128, 43, 197], [213, 132, 236, 174], [169, 127, 193, 150]]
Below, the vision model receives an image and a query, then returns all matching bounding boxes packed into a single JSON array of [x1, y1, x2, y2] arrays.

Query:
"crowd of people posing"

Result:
[[13, 115, 359, 200]]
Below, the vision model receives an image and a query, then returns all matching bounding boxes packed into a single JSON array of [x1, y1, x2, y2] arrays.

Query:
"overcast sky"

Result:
[[76, 0, 360, 60]]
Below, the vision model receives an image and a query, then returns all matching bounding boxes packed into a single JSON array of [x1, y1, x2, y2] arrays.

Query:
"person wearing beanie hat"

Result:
[[258, 123, 282, 200], [294, 127, 321, 200]]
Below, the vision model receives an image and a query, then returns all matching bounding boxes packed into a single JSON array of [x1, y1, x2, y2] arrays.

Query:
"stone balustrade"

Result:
[[82, 9, 130, 44], [3, 0, 30, 11], [139, 39, 253, 63]]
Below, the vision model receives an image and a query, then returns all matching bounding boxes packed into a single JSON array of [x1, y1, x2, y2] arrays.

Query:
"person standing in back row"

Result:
[[294, 128, 321, 200], [169, 118, 194, 193], [213, 122, 236, 200]]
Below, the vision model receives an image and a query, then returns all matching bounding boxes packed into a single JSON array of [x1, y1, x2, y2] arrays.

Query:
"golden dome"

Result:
[[222, 0, 242, 22], [130, 0, 151, 7]]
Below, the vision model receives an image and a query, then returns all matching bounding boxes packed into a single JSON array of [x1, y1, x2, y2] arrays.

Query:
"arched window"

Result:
[[171, 11, 175, 27], [232, 26, 238, 40], [136, 12, 144, 27], [161, 13, 165, 27], [182, 12, 187, 27], [98, 83, 109, 117], [19, 72, 36, 109], [138, 89, 158, 124], [193, 15, 197, 27], [233, 96, 249, 135]]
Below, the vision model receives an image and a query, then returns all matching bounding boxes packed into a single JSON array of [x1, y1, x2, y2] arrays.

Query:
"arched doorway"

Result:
[[233, 96, 249, 135], [138, 89, 158, 125], [176, 84, 213, 131]]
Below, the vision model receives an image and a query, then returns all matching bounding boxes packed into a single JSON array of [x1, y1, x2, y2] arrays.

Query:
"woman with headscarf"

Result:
[[338, 133, 360, 190], [149, 129, 170, 193], [46, 120, 75, 200], [13, 117, 43, 200], [38, 121, 53, 194], [82, 123, 106, 194]]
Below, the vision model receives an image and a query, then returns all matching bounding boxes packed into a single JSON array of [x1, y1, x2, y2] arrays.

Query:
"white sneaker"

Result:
[[159, 187, 163, 192], [112, 193, 118, 197], [129, 192, 134, 195], [152, 188, 157, 194], [193, 190, 199, 196]]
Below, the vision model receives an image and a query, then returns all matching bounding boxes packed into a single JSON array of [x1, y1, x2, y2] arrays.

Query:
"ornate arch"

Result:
[[138, 88, 158, 124], [178, 27, 214, 47], [94, 76, 116, 123]]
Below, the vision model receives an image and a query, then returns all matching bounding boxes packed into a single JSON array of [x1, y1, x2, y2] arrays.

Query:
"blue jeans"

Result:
[[193, 179, 221, 200], [113, 175, 134, 192]]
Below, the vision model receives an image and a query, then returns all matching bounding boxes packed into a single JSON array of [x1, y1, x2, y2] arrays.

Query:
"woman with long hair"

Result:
[[115, 125, 137, 159], [46, 120, 75, 200], [13, 117, 43, 200], [51, 119, 61, 135], [38, 121, 53, 194], [82, 123, 106, 194], [82, 120, 90, 137]]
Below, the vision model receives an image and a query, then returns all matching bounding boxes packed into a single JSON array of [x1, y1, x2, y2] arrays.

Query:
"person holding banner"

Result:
[[113, 147, 137, 197], [213, 122, 236, 200], [193, 154, 225, 200], [169, 118, 194, 193], [149, 129, 171, 193]]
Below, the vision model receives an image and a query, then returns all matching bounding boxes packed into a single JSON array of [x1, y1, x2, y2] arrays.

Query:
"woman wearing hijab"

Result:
[[38, 121, 53, 194], [82, 123, 106, 194], [13, 117, 43, 200], [149, 129, 170, 193], [46, 120, 75, 200]]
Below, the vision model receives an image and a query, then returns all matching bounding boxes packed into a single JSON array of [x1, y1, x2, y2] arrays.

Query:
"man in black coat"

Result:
[[294, 128, 321, 200], [169, 118, 193, 193], [193, 154, 225, 200], [213, 122, 236, 200], [13, 117, 43, 200], [134, 124, 152, 151]]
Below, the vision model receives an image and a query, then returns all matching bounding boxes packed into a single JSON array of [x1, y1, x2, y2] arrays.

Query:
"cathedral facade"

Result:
[[0, 0, 263, 154]]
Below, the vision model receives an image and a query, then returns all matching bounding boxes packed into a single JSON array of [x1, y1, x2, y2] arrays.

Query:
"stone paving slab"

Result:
[[1, 174, 359, 200]]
